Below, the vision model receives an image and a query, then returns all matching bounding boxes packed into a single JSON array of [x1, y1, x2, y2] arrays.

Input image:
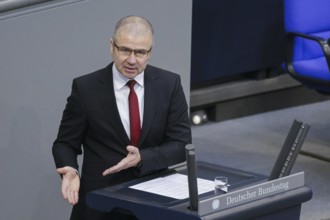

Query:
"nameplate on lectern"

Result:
[[198, 172, 305, 216]]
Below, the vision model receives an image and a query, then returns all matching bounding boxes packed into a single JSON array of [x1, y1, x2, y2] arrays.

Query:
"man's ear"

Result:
[[109, 38, 114, 54]]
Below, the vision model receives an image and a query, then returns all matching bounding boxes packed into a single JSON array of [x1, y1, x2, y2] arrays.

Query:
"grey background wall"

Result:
[[0, 1, 192, 219]]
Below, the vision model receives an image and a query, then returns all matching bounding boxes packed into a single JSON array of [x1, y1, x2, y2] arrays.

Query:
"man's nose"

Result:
[[126, 52, 137, 64]]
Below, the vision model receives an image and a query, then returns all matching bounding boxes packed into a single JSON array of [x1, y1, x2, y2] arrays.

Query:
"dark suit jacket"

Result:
[[52, 63, 191, 218]]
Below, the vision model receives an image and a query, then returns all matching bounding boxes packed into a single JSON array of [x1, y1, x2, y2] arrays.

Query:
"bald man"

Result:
[[52, 15, 191, 220]]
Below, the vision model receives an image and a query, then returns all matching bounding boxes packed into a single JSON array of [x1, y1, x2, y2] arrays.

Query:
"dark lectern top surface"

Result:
[[97, 161, 267, 208]]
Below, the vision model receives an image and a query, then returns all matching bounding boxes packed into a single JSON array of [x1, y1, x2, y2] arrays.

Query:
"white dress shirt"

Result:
[[112, 65, 144, 139]]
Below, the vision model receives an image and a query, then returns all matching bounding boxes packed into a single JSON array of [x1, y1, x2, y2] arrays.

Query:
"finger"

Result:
[[126, 146, 141, 162], [74, 190, 79, 205], [57, 166, 77, 176], [67, 189, 73, 204], [68, 189, 79, 205], [57, 167, 66, 175], [68, 190, 75, 205], [103, 159, 127, 176], [61, 187, 68, 200], [61, 180, 69, 199], [126, 145, 138, 154], [102, 165, 120, 176]]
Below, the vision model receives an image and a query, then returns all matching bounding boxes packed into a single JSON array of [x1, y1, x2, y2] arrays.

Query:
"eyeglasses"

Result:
[[113, 41, 152, 58]]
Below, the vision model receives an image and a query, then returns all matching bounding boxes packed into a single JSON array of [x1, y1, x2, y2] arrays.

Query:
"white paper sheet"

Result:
[[129, 173, 215, 200]]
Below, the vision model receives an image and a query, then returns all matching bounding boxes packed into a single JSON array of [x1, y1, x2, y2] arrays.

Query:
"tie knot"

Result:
[[127, 80, 137, 90]]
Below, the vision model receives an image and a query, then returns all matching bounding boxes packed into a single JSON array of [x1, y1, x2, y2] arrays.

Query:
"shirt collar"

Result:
[[112, 65, 144, 90]]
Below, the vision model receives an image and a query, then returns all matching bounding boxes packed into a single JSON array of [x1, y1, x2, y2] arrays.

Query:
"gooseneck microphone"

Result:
[[185, 144, 199, 211]]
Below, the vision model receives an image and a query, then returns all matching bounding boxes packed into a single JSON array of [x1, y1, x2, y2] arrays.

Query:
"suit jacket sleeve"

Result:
[[52, 79, 86, 170]]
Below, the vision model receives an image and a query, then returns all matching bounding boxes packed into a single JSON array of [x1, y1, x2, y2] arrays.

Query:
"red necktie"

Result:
[[127, 80, 141, 146]]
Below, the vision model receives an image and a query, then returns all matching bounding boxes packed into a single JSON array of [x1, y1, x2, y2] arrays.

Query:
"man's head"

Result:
[[110, 16, 154, 79]]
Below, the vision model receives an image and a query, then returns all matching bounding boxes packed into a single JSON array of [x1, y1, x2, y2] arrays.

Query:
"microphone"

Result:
[[185, 144, 198, 211]]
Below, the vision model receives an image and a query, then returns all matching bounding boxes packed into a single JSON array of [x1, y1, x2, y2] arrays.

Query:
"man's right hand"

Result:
[[57, 166, 80, 205]]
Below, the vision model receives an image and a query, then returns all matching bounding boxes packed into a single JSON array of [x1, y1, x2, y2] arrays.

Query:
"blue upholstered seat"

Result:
[[284, 0, 330, 93]]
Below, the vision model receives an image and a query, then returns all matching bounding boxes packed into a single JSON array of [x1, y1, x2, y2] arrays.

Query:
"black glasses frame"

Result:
[[113, 41, 152, 58]]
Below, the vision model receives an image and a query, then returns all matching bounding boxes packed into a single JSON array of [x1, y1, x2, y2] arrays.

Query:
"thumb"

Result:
[[56, 167, 67, 175], [56, 166, 76, 175], [126, 145, 138, 154]]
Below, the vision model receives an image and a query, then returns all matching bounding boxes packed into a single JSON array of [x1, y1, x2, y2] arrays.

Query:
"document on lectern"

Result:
[[129, 173, 214, 200]]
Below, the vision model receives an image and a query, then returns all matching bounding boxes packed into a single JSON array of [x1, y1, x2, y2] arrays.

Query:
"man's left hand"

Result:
[[102, 145, 141, 176]]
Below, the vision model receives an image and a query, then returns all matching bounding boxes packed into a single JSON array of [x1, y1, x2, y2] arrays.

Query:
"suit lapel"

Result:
[[97, 64, 130, 144], [139, 66, 158, 146]]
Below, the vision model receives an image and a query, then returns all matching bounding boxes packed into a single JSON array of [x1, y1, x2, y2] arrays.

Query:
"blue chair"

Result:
[[284, 0, 330, 94]]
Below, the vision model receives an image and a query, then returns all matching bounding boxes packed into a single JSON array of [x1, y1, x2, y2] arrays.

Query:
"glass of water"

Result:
[[214, 176, 228, 194]]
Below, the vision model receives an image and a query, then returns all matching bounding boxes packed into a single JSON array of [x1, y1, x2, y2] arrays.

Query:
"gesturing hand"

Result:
[[57, 166, 80, 205], [102, 145, 141, 176]]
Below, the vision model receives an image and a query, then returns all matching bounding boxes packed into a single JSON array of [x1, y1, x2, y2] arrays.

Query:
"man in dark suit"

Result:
[[52, 15, 191, 220]]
